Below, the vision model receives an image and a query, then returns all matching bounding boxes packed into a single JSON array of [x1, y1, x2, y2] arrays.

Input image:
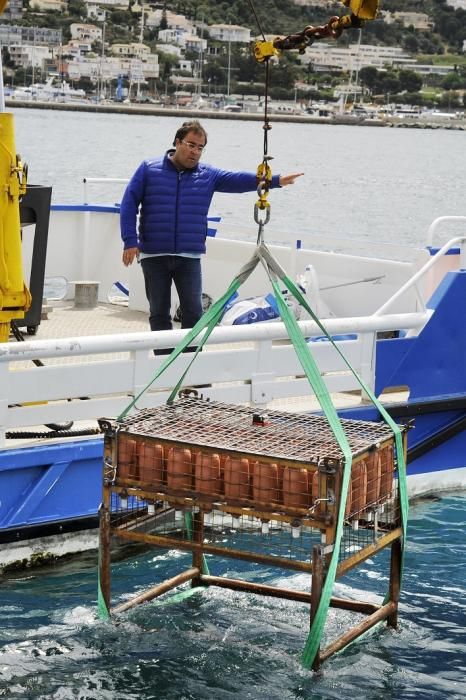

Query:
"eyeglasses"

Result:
[[181, 140, 206, 153]]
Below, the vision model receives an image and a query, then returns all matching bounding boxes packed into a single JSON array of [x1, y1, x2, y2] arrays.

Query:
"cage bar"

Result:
[[98, 396, 406, 669]]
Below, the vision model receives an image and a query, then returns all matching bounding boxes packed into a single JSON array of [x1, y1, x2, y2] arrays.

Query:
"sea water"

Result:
[[11, 107, 466, 250], [0, 493, 465, 699]]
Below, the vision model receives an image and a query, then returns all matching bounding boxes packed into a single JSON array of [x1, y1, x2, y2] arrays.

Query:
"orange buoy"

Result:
[[138, 442, 164, 487], [118, 436, 138, 480], [282, 467, 311, 509], [224, 456, 251, 501], [167, 447, 193, 491]]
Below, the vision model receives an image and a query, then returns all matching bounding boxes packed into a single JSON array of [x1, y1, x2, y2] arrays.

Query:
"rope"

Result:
[[246, 0, 267, 41]]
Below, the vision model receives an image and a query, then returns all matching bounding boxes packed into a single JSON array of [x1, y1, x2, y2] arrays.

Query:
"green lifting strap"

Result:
[[261, 245, 407, 550], [258, 256, 353, 670], [117, 250, 263, 421], [256, 242, 408, 668], [97, 554, 110, 620]]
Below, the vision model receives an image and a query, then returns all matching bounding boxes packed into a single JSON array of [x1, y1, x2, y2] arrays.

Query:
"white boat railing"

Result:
[[0, 311, 429, 444], [426, 216, 466, 247], [373, 234, 466, 317], [82, 177, 129, 205]]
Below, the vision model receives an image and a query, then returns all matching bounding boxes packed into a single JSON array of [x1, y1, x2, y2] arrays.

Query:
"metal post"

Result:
[[310, 544, 323, 671], [98, 497, 112, 615], [227, 39, 231, 98], [387, 537, 402, 628], [191, 509, 205, 586]]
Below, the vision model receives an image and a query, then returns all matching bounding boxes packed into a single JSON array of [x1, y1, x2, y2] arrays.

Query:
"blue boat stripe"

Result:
[[2, 460, 70, 527]]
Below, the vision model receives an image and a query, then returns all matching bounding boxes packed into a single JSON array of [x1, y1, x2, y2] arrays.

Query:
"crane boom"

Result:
[[0, 0, 31, 342]]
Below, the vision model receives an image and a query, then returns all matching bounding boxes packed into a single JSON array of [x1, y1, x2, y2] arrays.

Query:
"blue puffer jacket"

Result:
[[120, 151, 281, 254]]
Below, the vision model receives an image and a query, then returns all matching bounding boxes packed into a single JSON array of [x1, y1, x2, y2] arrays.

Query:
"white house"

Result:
[[8, 43, 52, 68], [157, 28, 186, 45], [66, 52, 159, 80], [70, 23, 102, 43], [383, 12, 433, 31], [207, 24, 251, 43], [83, 0, 129, 8], [29, 0, 66, 10], [177, 58, 192, 73], [86, 4, 107, 22], [291, 0, 336, 5], [110, 42, 151, 58], [62, 40, 93, 57], [184, 35, 207, 53], [145, 10, 194, 34], [299, 42, 415, 72]]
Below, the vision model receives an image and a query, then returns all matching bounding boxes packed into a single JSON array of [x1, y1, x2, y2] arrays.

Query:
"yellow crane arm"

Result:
[[0, 0, 32, 342], [0, 115, 31, 342]]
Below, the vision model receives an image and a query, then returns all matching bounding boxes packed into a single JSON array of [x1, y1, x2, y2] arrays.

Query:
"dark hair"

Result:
[[173, 120, 208, 147]]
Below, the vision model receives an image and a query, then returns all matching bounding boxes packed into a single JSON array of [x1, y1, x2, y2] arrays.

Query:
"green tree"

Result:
[[379, 72, 401, 96], [441, 72, 464, 90], [359, 66, 379, 94], [398, 69, 423, 92], [438, 90, 460, 108], [402, 33, 419, 53]]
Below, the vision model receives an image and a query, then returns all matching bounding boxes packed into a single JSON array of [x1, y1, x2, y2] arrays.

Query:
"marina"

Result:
[[6, 97, 466, 130]]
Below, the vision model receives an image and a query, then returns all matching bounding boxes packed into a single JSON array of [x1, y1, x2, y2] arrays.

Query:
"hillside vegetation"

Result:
[[177, 0, 466, 52]]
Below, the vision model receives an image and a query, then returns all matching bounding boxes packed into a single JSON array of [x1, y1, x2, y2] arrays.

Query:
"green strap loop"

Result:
[[279, 269, 408, 551], [256, 244, 407, 667], [117, 279, 241, 421], [97, 545, 110, 620], [265, 267, 353, 669], [117, 248, 263, 421]]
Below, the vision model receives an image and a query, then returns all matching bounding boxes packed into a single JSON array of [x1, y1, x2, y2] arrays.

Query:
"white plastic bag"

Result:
[[221, 290, 303, 326]]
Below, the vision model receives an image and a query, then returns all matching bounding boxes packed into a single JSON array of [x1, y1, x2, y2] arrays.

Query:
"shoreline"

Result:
[[6, 98, 466, 130]]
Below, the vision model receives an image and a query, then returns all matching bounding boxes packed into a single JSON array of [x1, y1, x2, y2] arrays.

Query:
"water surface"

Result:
[[0, 493, 465, 699], [12, 108, 466, 249]]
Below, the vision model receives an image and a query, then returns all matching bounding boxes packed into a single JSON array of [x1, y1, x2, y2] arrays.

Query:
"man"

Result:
[[120, 120, 303, 345]]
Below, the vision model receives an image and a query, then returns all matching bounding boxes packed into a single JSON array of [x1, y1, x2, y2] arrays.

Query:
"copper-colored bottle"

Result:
[[224, 456, 251, 501], [350, 460, 368, 515], [365, 451, 381, 507], [195, 452, 222, 497], [344, 472, 353, 517], [167, 447, 193, 491], [282, 467, 311, 509], [252, 461, 280, 505], [379, 445, 394, 500], [117, 436, 138, 480], [138, 442, 164, 487]]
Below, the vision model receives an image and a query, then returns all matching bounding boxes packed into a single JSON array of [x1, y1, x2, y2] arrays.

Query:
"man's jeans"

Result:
[[141, 255, 203, 354]]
